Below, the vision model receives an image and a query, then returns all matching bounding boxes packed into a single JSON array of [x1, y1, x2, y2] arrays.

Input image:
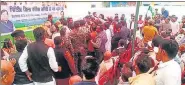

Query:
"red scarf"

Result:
[[138, 20, 144, 24], [88, 31, 97, 52], [113, 23, 121, 34]]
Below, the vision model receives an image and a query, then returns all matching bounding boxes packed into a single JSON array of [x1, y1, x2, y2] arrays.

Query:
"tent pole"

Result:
[[131, 1, 141, 58]]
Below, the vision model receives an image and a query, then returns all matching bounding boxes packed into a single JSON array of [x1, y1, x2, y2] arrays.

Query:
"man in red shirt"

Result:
[[138, 15, 144, 29]]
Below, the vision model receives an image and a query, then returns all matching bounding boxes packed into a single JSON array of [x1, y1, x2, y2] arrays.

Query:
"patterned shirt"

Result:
[[69, 29, 89, 53], [79, 26, 90, 35], [61, 36, 74, 54]]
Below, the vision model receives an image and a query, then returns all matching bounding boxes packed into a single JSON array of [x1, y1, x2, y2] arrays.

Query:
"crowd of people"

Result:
[[1, 7, 185, 85]]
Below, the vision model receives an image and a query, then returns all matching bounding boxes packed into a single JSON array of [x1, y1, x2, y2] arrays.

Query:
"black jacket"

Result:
[[54, 47, 72, 79], [10, 52, 33, 84], [27, 41, 53, 82]]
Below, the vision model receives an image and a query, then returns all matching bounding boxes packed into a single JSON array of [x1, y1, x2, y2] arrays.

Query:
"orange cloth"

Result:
[[88, 31, 97, 52], [179, 44, 185, 52], [64, 51, 77, 75], [91, 31, 97, 39], [1, 60, 15, 85], [104, 51, 112, 61], [69, 75, 82, 85], [142, 26, 158, 43], [113, 23, 121, 34], [44, 38, 55, 48]]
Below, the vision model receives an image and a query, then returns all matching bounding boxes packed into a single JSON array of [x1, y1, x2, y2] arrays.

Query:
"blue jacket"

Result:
[[0, 20, 14, 33], [162, 10, 169, 18]]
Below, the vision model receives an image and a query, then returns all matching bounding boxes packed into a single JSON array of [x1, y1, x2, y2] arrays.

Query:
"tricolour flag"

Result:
[[147, 2, 155, 18]]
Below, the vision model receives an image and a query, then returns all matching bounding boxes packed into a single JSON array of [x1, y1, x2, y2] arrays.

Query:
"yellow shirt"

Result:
[[129, 73, 155, 85], [142, 26, 158, 43]]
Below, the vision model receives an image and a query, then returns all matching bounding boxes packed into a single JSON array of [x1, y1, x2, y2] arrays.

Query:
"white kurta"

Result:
[[127, 21, 135, 29], [109, 25, 114, 37], [52, 32, 60, 40], [155, 59, 181, 85], [105, 29, 112, 52], [170, 21, 180, 35], [63, 25, 71, 37]]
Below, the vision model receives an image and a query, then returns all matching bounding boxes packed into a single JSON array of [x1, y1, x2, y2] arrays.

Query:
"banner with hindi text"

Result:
[[1, 2, 66, 35]]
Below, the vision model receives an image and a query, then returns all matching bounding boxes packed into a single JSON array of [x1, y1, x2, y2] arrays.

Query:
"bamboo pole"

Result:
[[131, 1, 141, 58]]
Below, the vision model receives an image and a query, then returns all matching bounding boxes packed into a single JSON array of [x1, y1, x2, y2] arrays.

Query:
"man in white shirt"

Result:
[[155, 39, 181, 85], [62, 20, 71, 37], [170, 16, 180, 36], [127, 15, 135, 30], [109, 24, 114, 37], [104, 22, 112, 52], [19, 27, 61, 85]]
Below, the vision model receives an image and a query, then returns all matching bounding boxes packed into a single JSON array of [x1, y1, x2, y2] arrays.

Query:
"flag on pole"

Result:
[[147, 2, 155, 17]]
